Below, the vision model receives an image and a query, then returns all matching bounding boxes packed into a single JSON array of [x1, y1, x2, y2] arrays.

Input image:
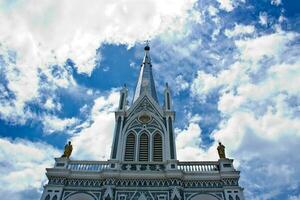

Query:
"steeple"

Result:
[[133, 44, 159, 103]]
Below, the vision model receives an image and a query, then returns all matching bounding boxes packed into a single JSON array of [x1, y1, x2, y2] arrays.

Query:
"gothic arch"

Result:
[[152, 132, 163, 161], [64, 192, 96, 200], [139, 132, 150, 161], [120, 111, 167, 161], [124, 132, 136, 161], [45, 194, 50, 200], [188, 193, 221, 200]]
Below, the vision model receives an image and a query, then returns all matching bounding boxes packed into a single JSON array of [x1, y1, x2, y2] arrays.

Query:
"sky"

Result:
[[0, 0, 300, 199]]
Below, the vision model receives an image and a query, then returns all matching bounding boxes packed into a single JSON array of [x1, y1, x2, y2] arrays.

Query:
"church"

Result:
[[40, 45, 245, 200]]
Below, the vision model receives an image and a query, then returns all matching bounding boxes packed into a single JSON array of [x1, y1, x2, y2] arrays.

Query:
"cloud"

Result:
[[42, 115, 79, 134], [175, 74, 189, 93], [271, 0, 281, 6], [0, 137, 59, 200], [217, 0, 235, 12], [0, 0, 197, 125], [176, 115, 218, 161], [224, 24, 255, 38], [259, 12, 268, 26], [70, 90, 119, 160], [189, 29, 300, 198]]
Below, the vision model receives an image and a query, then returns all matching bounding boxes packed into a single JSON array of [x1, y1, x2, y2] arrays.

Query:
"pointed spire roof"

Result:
[[133, 45, 159, 103]]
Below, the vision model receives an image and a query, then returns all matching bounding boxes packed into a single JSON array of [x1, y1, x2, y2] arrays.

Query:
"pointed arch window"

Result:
[[45, 195, 50, 200], [52, 195, 57, 200], [139, 133, 149, 161], [153, 132, 163, 162], [124, 133, 135, 161]]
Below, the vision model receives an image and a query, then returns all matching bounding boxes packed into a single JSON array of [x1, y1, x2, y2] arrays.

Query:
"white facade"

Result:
[[40, 45, 245, 200]]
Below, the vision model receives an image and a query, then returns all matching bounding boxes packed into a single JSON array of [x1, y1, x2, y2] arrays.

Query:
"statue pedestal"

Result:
[[218, 158, 235, 172], [54, 157, 70, 169]]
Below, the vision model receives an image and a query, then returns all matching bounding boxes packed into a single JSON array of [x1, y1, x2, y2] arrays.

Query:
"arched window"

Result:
[[236, 195, 240, 200], [153, 132, 163, 161], [52, 195, 57, 200], [124, 133, 135, 161], [45, 195, 50, 200], [229, 195, 234, 200], [167, 93, 170, 110], [139, 133, 149, 161]]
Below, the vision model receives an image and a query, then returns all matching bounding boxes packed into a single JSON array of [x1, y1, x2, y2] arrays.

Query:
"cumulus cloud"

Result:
[[42, 115, 79, 134], [224, 24, 255, 38], [70, 90, 119, 160], [190, 29, 300, 198], [0, 0, 197, 125], [176, 115, 218, 161], [0, 138, 59, 200]]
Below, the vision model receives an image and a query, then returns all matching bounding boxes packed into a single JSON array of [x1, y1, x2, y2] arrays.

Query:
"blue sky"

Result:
[[0, 0, 300, 199]]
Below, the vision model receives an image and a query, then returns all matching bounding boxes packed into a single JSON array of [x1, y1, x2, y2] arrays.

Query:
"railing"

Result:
[[67, 161, 110, 172], [178, 161, 219, 172], [63, 160, 219, 173]]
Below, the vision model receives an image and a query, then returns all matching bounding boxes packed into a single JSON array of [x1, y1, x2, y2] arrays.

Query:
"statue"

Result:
[[61, 141, 73, 158], [217, 142, 226, 159]]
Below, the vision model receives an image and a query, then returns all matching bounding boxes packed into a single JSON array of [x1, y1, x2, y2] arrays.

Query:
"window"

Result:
[[236, 195, 240, 200], [139, 133, 149, 161], [52, 195, 57, 200], [167, 93, 170, 110], [153, 132, 163, 161], [45, 195, 50, 200], [168, 117, 175, 159], [124, 133, 135, 161], [229, 195, 234, 200]]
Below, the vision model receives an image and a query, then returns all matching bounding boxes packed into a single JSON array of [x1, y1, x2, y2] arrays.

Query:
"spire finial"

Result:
[[144, 40, 150, 51]]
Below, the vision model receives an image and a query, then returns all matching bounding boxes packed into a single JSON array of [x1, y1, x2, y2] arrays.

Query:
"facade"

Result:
[[40, 45, 245, 200]]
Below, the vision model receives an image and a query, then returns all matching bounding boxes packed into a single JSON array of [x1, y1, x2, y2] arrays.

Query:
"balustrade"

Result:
[[178, 162, 219, 172], [67, 161, 110, 172]]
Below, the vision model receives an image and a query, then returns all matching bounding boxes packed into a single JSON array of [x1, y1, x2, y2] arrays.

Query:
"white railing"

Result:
[[67, 161, 110, 172], [64, 160, 219, 173], [178, 161, 219, 172]]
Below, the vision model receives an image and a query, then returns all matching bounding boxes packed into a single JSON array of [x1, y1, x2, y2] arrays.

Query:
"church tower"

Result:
[[40, 45, 245, 200], [110, 45, 176, 165]]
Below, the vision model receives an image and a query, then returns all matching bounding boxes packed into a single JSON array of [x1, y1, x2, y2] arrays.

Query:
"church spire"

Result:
[[133, 44, 159, 103]]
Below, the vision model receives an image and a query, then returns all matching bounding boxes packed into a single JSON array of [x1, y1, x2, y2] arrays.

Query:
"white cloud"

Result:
[[271, 0, 281, 6], [0, 138, 59, 199], [176, 115, 219, 161], [259, 12, 268, 26], [44, 98, 62, 111], [175, 74, 189, 93], [207, 5, 219, 16], [0, 0, 197, 125], [42, 115, 79, 134], [224, 24, 255, 38], [217, 0, 234, 12], [189, 29, 300, 198], [70, 90, 119, 160]]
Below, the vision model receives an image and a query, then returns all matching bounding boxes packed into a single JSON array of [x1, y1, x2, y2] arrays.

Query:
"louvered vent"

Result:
[[124, 133, 135, 161], [153, 133, 163, 161], [139, 133, 149, 161]]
